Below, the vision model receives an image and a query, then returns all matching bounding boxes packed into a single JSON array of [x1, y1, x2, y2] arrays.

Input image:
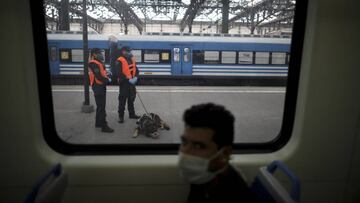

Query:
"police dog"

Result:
[[133, 113, 170, 139]]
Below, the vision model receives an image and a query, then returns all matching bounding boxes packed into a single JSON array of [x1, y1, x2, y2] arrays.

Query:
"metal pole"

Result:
[[221, 0, 229, 34], [59, 0, 70, 30], [81, 0, 93, 113]]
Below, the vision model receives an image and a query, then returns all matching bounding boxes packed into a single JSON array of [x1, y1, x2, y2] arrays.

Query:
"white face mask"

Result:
[[178, 148, 227, 184]]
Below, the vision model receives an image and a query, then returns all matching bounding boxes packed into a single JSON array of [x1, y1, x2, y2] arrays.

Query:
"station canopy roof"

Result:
[[45, 0, 295, 24]]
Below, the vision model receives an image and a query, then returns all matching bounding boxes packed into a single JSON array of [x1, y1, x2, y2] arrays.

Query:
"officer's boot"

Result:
[[129, 113, 140, 119], [101, 125, 114, 133], [118, 114, 125, 123]]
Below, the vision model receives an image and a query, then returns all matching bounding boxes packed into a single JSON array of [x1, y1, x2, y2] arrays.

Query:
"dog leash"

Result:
[[136, 91, 151, 117]]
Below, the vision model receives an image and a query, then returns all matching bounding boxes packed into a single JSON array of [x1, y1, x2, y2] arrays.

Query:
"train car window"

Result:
[[144, 50, 160, 63], [60, 51, 69, 60], [204, 51, 220, 64], [255, 52, 270, 64], [33, 0, 308, 154], [160, 51, 171, 63], [71, 49, 84, 63], [183, 48, 190, 62], [131, 50, 142, 63], [59, 49, 71, 63], [238, 51, 253, 64], [173, 48, 180, 62], [192, 50, 204, 64], [221, 51, 236, 64], [272, 52, 287, 65], [49, 46, 57, 61]]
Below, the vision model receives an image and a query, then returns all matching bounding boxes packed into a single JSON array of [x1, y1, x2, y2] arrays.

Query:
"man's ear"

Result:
[[222, 146, 232, 162], [208, 146, 232, 172]]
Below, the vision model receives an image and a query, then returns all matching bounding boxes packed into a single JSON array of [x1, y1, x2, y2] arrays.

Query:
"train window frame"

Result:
[[255, 51, 270, 64], [192, 50, 204, 64], [30, 0, 308, 155], [144, 50, 160, 63], [271, 52, 287, 65], [173, 48, 180, 62], [238, 51, 254, 64], [183, 48, 190, 62], [70, 49, 84, 63], [59, 48, 72, 63], [131, 50, 142, 63], [49, 46, 57, 61], [204, 51, 220, 64], [221, 51, 236, 64]]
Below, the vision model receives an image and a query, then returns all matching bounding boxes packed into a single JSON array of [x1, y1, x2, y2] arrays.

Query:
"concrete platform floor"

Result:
[[52, 86, 285, 144]]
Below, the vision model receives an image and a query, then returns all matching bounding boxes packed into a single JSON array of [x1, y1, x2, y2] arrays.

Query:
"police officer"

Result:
[[88, 48, 114, 133], [113, 46, 140, 123]]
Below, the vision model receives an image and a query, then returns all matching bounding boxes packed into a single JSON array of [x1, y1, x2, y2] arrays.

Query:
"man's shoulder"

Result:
[[224, 165, 249, 185], [225, 165, 258, 201]]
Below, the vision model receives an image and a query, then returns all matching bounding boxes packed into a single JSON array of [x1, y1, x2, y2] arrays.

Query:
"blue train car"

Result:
[[47, 33, 110, 75], [47, 33, 291, 81]]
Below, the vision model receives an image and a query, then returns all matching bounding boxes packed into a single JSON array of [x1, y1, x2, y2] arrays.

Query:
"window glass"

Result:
[[49, 46, 57, 61], [183, 48, 190, 62], [159, 50, 171, 63], [193, 50, 204, 64], [238, 51, 253, 64], [204, 51, 219, 64], [50, 46, 57, 61], [60, 51, 69, 60], [221, 51, 236, 64], [71, 49, 84, 63], [173, 48, 180, 62], [204, 51, 219, 61], [255, 52, 270, 64], [162, 52, 169, 61], [131, 50, 142, 63], [272, 52, 286, 65], [144, 50, 159, 63], [37, 0, 305, 154], [59, 48, 71, 63]]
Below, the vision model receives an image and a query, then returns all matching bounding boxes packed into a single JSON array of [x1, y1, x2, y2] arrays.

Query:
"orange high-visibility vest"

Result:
[[88, 59, 108, 86], [117, 56, 137, 79]]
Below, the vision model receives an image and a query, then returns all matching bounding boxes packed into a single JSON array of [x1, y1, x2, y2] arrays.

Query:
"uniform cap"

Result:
[[91, 48, 102, 55]]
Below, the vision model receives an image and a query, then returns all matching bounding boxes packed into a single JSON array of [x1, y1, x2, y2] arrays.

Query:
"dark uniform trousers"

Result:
[[92, 85, 107, 127], [118, 81, 136, 117]]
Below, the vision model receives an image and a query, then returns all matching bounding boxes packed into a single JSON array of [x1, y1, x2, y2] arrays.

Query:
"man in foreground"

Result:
[[178, 103, 256, 202]]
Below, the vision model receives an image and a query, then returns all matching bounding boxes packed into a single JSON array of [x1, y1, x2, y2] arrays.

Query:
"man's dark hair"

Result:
[[183, 103, 235, 148]]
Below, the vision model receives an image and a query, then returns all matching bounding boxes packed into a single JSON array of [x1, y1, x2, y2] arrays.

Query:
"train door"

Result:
[[48, 43, 59, 75], [171, 46, 192, 75]]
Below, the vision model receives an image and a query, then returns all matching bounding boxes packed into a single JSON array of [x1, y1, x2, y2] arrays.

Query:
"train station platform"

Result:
[[52, 86, 285, 144]]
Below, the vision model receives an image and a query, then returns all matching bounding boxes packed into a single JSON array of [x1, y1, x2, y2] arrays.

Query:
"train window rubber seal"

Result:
[[30, 0, 308, 155]]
